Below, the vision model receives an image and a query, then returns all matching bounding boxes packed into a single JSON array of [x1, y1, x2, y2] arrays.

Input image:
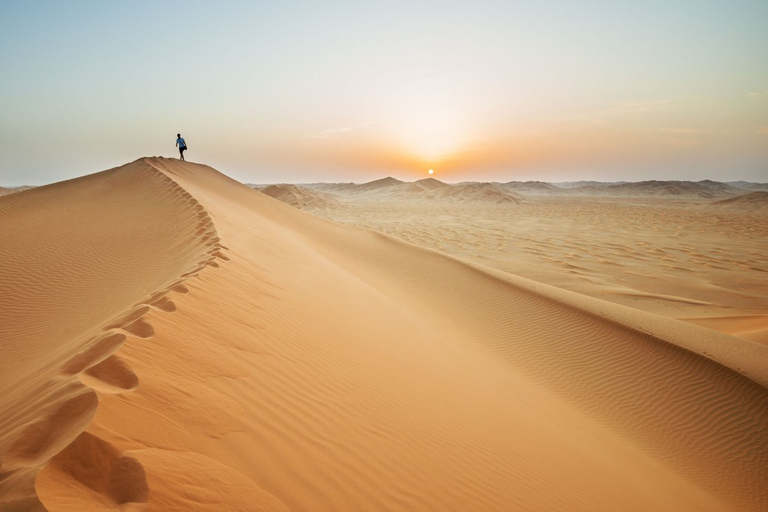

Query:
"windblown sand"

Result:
[[2, 158, 768, 511]]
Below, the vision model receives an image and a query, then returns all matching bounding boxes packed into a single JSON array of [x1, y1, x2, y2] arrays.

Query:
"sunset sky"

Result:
[[1, 1, 766, 185]]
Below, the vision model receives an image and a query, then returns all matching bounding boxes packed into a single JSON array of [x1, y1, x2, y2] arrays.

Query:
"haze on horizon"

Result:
[[1, 1, 766, 186]]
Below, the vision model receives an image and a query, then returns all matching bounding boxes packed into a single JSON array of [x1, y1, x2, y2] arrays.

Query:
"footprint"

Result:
[[121, 317, 154, 339], [212, 251, 230, 261], [44, 432, 149, 505], [4, 390, 98, 468], [79, 355, 139, 394], [47, 431, 119, 492], [110, 455, 149, 504], [171, 283, 189, 294], [61, 332, 127, 376], [150, 296, 177, 313], [105, 306, 150, 331]]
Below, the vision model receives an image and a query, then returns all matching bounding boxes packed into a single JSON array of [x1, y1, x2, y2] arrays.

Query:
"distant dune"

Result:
[[501, 180, 560, 195], [727, 181, 768, 192], [2, 159, 768, 511], [428, 182, 525, 203], [560, 180, 745, 198], [271, 176, 765, 205], [413, 177, 450, 190], [291, 177, 526, 204], [553, 180, 627, 189], [356, 176, 404, 191], [711, 191, 768, 209], [299, 178, 525, 204], [256, 183, 339, 209], [281, 178, 768, 202]]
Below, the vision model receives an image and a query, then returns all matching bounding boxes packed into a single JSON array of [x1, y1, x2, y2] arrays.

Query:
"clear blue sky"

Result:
[[1, 0, 766, 185]]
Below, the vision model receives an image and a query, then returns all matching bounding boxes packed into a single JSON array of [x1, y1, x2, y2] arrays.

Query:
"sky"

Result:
[[1, 0, 766, 186]]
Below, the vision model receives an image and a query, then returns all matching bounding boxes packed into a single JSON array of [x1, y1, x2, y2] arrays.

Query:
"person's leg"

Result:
[[179, 148, 184, 160]]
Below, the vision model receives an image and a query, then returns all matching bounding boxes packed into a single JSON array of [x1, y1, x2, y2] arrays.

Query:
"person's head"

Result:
[[177, 133, 181, 138]]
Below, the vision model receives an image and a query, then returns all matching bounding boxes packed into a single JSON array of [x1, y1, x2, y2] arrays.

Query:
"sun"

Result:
[[428, 169, 434, 175]]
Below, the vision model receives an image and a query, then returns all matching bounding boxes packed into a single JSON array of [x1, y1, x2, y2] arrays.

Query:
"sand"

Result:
[[293, 182, 768, 336], [1, 158, 767, 511]]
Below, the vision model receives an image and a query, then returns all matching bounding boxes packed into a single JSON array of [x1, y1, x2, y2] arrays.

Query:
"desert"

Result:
[[3, 0, 767, 509], [268, 177, 768, 336], [1, 157, 767, 511]]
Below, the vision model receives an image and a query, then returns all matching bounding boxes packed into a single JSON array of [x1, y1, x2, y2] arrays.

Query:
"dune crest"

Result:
[[2, 158, 767, 511]]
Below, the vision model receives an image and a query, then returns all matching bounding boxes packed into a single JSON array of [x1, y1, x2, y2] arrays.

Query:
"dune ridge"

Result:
[[2, 158, 767, 510]]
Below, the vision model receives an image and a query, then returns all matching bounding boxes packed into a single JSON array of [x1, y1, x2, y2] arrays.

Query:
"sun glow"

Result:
[[404, 124, 464, 163], [384, 98, 469, 164], [428, 169, 434, 175]]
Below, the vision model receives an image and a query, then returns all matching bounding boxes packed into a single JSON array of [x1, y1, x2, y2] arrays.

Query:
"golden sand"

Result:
[[1, 158, 767, 511]]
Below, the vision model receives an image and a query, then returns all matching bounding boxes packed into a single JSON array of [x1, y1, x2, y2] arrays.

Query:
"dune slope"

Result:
[[2, 158, 767, 511], [712, 191, 768, 210], [0, 159, 228, 510]]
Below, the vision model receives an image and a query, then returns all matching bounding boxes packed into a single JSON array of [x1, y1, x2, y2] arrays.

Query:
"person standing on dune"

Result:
[[176, 133, 187, 160]]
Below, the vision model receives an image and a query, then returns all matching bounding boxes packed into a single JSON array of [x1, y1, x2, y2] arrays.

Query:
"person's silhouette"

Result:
[[176, 134, 187, 160]]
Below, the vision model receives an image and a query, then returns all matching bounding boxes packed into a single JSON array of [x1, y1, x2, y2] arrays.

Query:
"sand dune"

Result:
[[290, 177, 762, 203], [712, 191, 768, 210], [292, 191, 768, 321], [727, 181, 768, 192], [561, 179, 745, 198], [355, 176, 404, 191], [500, 180, 560, 195], [413, 177, 450, 190], [256, 184, 339, 209], [302, 178, 525, 204], [278, 177, 765, 204], [379, 181, 524, 203], [0, 160, 223, 510], [683, 315, 768, 344], [2, 158, 768, 511], [426, 182, 524, 203]]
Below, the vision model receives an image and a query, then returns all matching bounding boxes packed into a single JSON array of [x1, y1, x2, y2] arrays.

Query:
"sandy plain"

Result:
[[1, 158, 767, 511], [267, 179, 768, 340]]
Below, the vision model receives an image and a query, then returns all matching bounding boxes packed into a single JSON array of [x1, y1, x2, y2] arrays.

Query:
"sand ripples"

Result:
[[0, 158, 227, 509], [2, 159, 766, 511]]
